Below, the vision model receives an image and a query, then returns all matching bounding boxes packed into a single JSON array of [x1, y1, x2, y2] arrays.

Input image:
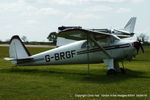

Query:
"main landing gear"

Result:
[[104, 59, 126, 75]]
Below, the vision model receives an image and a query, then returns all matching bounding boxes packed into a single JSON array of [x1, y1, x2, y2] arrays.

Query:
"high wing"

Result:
[[58, 28, 120, 58], [89, 28, 133, 38], [58, 28, 120, 41]]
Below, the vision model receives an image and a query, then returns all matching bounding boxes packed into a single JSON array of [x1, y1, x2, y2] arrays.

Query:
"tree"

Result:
[[47, 32, 57, 45], [137, 33, 149, 43], [21, 36, 28, 42]]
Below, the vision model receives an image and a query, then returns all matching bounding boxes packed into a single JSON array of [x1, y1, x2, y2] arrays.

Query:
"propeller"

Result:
[[133, 41, 144, 54]]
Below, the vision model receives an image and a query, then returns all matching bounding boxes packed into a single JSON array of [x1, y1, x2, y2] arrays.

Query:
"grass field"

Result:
[[0, 46, 150, 100]]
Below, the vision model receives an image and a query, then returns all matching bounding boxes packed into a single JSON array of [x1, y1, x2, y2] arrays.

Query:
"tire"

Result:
[[107, 69, 117, 76]]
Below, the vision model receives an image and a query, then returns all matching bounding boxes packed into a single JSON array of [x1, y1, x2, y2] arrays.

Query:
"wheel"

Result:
[[107, 69, 117, 76], [120, 68, 126, 74]]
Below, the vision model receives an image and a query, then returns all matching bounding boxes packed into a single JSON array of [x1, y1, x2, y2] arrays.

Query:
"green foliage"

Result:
[[0, 46, 150, 100], [137, 33, 149, 43], [47, 32, 57, 45]]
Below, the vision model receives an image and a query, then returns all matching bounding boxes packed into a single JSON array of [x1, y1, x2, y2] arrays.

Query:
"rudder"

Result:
[[124, 17, 136, 33], [9, 35, 31, 60]]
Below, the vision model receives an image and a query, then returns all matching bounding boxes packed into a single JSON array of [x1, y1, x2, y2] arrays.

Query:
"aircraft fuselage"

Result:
[[19, 39, 137, 66]]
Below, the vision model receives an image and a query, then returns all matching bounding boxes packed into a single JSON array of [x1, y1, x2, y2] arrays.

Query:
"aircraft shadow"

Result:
[[82, 69, 150, 84], [0, 66, 149, 84]]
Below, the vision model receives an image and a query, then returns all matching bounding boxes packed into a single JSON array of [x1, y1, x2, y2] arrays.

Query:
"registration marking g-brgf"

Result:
[[45, 50, 76, 62]]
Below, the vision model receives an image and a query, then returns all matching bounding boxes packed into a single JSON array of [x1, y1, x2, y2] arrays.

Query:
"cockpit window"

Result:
[[81, 41, 87, 48]]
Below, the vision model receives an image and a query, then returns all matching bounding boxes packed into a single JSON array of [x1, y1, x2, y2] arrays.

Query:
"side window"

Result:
[[81, 41, 87, 48], [81, 41, 96, 49]]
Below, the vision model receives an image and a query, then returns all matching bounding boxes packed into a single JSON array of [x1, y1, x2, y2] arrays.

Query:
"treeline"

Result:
[[142, 42, 150, 46], [1, 40, 150, 46], [0, 32, 150, 46], [0, 41, 55, 46], [24, 41, 55, 46]]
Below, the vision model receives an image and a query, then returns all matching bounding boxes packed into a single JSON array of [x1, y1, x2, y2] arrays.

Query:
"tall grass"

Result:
[[0, 46, 150, 100]]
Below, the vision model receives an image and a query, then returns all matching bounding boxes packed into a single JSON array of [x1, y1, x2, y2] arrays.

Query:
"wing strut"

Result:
[[89, 35, 112, 59]]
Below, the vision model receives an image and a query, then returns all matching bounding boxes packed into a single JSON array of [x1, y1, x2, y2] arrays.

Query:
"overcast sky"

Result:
[[0, 0, 149, 41]]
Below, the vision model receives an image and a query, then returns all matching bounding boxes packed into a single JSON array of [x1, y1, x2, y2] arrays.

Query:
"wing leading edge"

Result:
[[58, 28, 120, 59], [58, 28, 120, 41]]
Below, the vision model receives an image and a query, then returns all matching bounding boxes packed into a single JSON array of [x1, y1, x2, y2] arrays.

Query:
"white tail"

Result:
[[8, 35, 31, 64], [124, 17, 136, 33], [4, 35, 33, 65]]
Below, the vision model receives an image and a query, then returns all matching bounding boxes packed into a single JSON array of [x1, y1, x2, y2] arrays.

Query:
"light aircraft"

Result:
[[4, 17, 144, 75]]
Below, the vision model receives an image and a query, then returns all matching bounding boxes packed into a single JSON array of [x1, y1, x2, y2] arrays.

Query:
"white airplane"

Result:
[[4, 17, 144, 75]]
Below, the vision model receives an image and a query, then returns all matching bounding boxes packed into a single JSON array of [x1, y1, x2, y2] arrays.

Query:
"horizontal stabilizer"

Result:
[[4, 35, 32, 65], [4, 57, 33, 61], [4, 57, 33, 64], [4, 57, 16, 61]]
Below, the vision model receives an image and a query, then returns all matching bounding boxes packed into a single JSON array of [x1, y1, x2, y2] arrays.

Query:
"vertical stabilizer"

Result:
[[124, 17, 136, 33], [4, 35, 32, 64], [9, 35, 31, 60]]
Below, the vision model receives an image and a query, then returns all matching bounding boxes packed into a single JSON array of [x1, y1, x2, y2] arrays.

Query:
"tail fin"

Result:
[[5, 35, 31, 64], [124, 17, 136, 33], [9, 35, 31, 59], [4, 35, 33, 65]]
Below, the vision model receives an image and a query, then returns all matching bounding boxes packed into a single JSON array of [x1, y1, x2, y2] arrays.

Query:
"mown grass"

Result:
[[0, 46, 150, 100]]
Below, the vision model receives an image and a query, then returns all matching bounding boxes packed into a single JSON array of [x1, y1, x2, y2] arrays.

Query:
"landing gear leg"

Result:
[[103, 59, 117, 75], [104, 59, 126, 75]]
